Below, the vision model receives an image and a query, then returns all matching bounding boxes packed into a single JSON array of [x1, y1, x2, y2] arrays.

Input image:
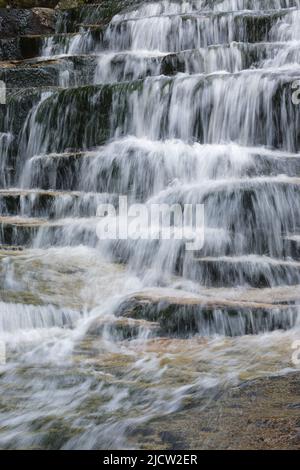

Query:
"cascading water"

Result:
[[1, 0, 300, 449]]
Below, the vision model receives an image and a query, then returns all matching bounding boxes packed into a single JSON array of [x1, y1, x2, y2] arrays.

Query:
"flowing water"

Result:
[[1, 0, 300, 449]]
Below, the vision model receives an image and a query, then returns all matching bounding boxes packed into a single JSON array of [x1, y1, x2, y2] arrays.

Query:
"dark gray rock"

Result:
[[0, 37, 20, 60], [0, 7, 55, 39]]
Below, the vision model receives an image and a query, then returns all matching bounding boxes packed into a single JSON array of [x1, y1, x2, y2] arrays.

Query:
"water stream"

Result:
[[1, 0, 300, 449]]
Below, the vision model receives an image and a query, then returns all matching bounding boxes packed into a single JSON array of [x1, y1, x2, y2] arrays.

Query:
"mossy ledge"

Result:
[[116, 292, 298, 336]]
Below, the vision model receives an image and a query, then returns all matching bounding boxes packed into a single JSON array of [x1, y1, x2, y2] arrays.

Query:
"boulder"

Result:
[[0, 7, 55, 39]]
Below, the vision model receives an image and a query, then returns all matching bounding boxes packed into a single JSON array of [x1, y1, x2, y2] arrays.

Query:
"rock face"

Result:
[[0, 6, 56, 58], [1, 1, 58, 7], [0, 7, 55, 39]]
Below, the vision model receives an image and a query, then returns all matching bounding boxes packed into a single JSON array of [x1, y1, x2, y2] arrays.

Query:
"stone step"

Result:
[[115, 287, 299, 336], [195, 283, 300, 305], [1, 87, 57, 150], [0, 215, 104, 248], [188, 255, 300, 287], [0, 301, 81, 332], [0, 58, 63, 88], [15, 163, 300, 260], [0, 189, 118, 219], [54, 1, 300, 34], [41, 26, 104, 57], [20, 150, 97, 191], [0, 33, 52, 62], [0, 244, 24, 252], [207, 0, 300, 10], [105, 10, 290, 52], [0, 25, 104, 62], [104, 222, 300, 283], [249, 147, 300, 177], [147, 176, 300, 256], [55, 1, 140, 33], [2, 40, 294, 88], [93, 42, 298, 83], [0, 245, 128, 311], [85, 316, 160, 340], [211, 0, 299, 8], [0, 215, 50, 247], [107, 229, 300, 276], [117, 0, 300, 21], [1, 178, 298, 260], [39, 8, 293, 58], [0, 215, 102, 249], [1, 3, 292, 60], [0, 55, 97, 88], [283, 235, 300, 259], [3, 70, 300, 162], [20, 142, 300, 196]]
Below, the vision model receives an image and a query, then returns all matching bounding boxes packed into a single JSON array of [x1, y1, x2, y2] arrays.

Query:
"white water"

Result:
[[1, 0, 300, 449]]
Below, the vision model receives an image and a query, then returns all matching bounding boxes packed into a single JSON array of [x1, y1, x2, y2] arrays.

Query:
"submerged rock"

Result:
[[135, 372, 300, 450]]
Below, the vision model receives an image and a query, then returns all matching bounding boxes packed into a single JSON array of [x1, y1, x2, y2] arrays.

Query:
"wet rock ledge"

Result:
[[135, 372, 300, 450]]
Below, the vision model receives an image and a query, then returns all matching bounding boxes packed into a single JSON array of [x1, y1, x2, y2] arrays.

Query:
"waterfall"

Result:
[[1, 0, 300, 450]]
